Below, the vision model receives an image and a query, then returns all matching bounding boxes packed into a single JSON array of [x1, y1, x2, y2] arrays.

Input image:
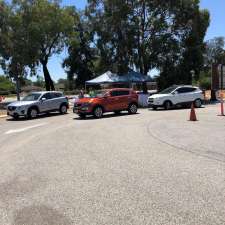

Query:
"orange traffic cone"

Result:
[[189, 103, 197, 121]]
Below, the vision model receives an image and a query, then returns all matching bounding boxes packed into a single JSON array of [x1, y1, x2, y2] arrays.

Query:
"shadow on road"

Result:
[[148, 106, 205, 112], [73, 112, 140, 120], [6, 112, 68, 122]]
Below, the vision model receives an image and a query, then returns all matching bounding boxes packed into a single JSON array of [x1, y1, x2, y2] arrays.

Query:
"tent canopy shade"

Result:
[[86, 70, 153, 85]]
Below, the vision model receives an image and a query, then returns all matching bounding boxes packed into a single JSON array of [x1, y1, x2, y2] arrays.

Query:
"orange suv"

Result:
[[73, 88, 138, 118]]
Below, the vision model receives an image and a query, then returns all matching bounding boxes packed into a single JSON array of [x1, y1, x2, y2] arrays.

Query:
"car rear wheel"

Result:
[[194, 99, 202, 108], [59, 104, 67, 114], [28, 108, 38, 119], [128, 103, 138, 114], [164, 101, 172, 110], [93, 106, 103, 118]]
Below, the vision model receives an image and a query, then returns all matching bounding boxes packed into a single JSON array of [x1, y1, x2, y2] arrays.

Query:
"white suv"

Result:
[[148, 85, 204, 110]]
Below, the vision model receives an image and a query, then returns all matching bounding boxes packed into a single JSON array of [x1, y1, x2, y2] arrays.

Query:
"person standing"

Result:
[[78, 89, 84, 99]]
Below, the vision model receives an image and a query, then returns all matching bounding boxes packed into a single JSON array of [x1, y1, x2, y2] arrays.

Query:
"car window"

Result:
[[111, 90, 129, 97], [117, 90, 130, 96], [41, 93, 52, 100], [111, 91, 119, 97], [51, 92, 62, 98], [22, 93, 41, 101], [176, 87, 196, 94]]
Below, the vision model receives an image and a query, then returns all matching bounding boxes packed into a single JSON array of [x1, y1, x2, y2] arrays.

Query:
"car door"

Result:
[[116, 90, 130, 109], [184, 87, 198, 102], [39, 93, 53, 112], [175, 87, 195, 104], [50, 92, 62, 110], [174, 87, 188, 104], [104, 90, 121, 112]]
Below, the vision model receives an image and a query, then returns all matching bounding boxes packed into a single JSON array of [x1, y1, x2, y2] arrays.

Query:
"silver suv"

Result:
[[7, 91, 69, 119]]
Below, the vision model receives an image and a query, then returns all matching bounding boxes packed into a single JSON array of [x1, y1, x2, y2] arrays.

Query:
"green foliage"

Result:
[[197, 71, 211, 90], [1, 0, 211, 90], [63, 16, 96, 89], [0, 75, 15, 95]]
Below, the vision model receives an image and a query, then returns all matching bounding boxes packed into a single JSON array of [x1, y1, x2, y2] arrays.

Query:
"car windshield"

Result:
[[160, 86, 177, 94], [22, 93, 41, 101], [89, 90, 107, 98]]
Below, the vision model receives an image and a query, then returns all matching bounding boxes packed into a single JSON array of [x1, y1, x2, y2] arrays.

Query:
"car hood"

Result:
[[149, 94, 170, 99], [8, 101, 37, 107], [75, 97, 97, 104]]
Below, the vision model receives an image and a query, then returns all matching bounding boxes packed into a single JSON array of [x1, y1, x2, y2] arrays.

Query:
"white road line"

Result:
[[5, 123, 47, 135]]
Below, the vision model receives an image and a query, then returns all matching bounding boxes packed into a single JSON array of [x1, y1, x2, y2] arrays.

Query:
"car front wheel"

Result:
[[164, 101, 172, 110], [28, 108, 38, 119], [93, 106, 103, 118]]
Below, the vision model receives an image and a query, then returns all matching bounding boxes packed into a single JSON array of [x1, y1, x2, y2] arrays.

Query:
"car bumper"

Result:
[[7, 109, 26, 117], [148, 102, 163, 108], [73, 107, 92, 115]]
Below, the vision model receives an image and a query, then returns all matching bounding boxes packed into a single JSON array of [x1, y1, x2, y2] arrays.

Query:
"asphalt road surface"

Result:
[[0, 105, 225, 225]]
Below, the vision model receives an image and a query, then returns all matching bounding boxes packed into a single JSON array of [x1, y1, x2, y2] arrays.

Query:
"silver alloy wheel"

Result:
[[61, 105, 67, 114], [130, 104, 137, 114], [94, 107, 103, 118], [30, 109, 38, 118], [194, 99, 202, 108]]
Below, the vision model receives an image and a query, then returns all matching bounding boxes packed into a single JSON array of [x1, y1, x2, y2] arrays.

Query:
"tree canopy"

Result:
[[0, 0, 211, 91]]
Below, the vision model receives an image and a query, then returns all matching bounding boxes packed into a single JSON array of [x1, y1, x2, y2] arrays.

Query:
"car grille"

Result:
[[148, 98, 154, 103], [74, 103, 82, 108], [8, 106, 16, 111]]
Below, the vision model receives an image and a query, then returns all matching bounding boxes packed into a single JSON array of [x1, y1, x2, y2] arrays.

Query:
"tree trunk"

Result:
[[15, 75, 20, 101], [41, 61, 55, 91]]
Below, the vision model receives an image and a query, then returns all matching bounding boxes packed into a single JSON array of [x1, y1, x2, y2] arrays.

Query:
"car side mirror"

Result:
[[173, 91, 178, 95], [41, 98, 46, 101]]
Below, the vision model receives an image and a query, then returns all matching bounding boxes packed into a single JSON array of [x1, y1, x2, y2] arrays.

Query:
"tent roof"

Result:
[[86, 70, 152, 85]]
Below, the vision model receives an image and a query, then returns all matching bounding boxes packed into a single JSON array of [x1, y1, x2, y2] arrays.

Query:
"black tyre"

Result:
[[13, 115, 19, 120], [93, 106, 103, 118], [128, 103, 138, 114], [93, 106, 103, 119], [28, 107, 38, 119], [152, 106, 157, 110], [114, 111, 121, 115], [164, 101, 172, 110], [79, 114, 86, 119], [59, 104, 68, 114], [194, 99, 202, 108]]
